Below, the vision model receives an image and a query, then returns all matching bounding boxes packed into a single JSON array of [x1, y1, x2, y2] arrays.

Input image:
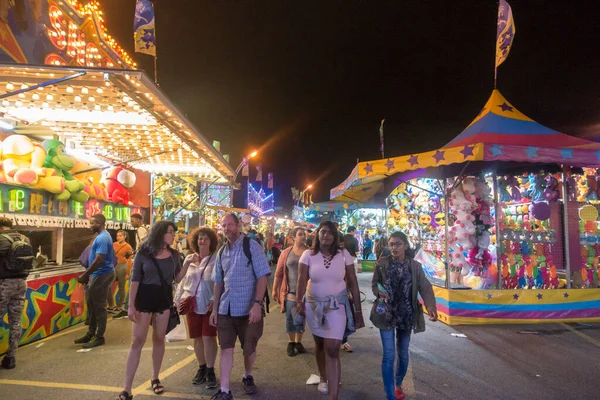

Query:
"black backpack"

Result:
[[1, 233, 34, 272], [218, 236, 271, 313]]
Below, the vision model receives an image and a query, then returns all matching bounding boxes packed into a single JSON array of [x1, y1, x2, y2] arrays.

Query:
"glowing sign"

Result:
[[9, 189, 26, 212]]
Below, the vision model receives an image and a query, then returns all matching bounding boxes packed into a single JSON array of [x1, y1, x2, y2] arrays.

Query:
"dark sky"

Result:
[[100, 0, 600, 208]]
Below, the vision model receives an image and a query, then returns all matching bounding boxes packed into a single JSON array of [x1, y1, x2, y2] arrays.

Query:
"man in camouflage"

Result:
[[0, 217, 30, 369]]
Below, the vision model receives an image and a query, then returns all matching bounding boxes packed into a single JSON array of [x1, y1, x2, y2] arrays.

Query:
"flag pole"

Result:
[[493, 2, 499, 89], [154, 55, 158, 85]]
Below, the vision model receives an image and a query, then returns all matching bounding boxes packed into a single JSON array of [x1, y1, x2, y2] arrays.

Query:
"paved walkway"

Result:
[[1, 272, 599, 399]]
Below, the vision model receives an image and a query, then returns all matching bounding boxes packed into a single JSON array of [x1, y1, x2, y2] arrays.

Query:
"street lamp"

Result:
[[297, 184, 313, 207], [233, 150, 258, 182]]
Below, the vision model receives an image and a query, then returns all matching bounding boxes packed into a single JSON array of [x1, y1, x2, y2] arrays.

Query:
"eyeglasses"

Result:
[[389, 242, 405, 248]]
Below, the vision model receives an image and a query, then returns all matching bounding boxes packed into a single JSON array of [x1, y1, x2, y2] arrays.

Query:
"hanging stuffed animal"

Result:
[[462, 177, 477, 206], [507, 176, 522, 202], [497, 177, 511, 203], [524, 173, 546, 202], [586, 175, 598, 201], [544, 175, 560, 202]]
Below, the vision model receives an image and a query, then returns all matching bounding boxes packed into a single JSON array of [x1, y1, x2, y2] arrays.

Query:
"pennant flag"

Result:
[[223, 154, 229, 162], [379, 119, 385, 158], [496, 0, 515, 67], [267, 173, 273, 189], [134, 0, 157, 56], [242, 159, 249, 177], [212, 140, 221, 152], [256, 165, 263, 182]]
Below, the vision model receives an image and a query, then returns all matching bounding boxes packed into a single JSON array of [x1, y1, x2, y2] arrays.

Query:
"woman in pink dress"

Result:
[[296, 221, 365, 400]]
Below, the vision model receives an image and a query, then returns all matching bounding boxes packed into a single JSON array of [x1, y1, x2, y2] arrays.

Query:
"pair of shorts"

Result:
[[186, 311, 217, 338], [217, 314, 263, 356], [285, 300, 305, 334]]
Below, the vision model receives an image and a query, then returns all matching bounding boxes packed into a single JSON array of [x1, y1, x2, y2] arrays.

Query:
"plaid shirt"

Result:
[[214, 234, 271, 317]]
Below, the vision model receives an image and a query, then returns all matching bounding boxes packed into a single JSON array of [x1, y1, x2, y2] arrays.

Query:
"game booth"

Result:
[[331, 90, 600, 325], [0, 0, 234, 354]]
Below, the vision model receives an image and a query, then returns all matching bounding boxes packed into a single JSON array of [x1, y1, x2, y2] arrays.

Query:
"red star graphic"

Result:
[[27, 286, 68, 340]]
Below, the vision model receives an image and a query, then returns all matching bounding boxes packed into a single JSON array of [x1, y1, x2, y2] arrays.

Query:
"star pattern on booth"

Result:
[[537, 293, 543, 300], [560, 148, 573, 160], [595, 151, 600, 161], [364, 163, 373, 174], [487, 294, 492, 299], [460, 145, 474, 159], [26, 285, 68, 341], [498, 102, 514, 112], [407, 154, 419, 167], [563, 292, 569, 298], [432, 150, 445, 164], [490, 145, 504, 157], [385, 158, 395, 171], [513, 293, 519, 300], [525, 146, 538, 159]]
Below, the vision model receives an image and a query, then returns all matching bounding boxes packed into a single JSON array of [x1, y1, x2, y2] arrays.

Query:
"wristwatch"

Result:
[[254, 300, 264, 306]]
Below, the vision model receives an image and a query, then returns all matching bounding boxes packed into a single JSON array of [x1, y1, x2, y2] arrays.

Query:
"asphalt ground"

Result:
[[1, 271, 598, 400]]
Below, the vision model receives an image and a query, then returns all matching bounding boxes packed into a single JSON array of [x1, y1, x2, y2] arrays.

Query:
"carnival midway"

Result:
[[0, 1, 598, 400]]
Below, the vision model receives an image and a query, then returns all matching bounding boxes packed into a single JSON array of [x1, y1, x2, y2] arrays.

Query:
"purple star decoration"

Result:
[[407, 154, 419, 167], [432, 150, 445, 164], [364, 163, 373, 174], [460, 145, 474, 159], [385, 158, 395, 171], [498, 102, 514, 112]]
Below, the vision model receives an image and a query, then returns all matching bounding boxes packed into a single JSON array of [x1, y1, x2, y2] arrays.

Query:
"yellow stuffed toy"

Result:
[[2, 134, 46, 185]]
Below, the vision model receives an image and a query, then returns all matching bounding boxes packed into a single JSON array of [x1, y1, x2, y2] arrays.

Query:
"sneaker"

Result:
[[242, 375, 258, 394], [107, 307, 118, 314], [287, 342, 296, 357], [295, 342, 307, 354], [113, 310, 128, 320], [210, 390, 233, 400], [395, 387, 406, 400], [317, 381, 329, 395], [74, 333, 93, 344], [206, 370, 218, 389], [1, 356, 15, 369], [82, 336, 105, 349], [193, 366, 207, 385], [342, 342, 353, 352]]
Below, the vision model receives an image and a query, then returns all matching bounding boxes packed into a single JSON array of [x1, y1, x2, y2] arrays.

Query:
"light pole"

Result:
[[297, 184, 313, 207], [233, 150, 258, 182]]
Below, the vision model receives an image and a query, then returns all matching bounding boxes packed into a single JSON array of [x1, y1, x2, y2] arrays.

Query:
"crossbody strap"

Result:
[[192, 254, 214, 297], [148, 251, 175, 289]]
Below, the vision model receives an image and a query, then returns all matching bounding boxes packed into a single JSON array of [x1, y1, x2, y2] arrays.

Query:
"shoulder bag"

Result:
[[148, 251, 180, 334], [179, 255, 212, 315]]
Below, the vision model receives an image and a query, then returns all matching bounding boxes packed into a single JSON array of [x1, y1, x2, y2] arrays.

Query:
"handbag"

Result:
[[148, 252, 180, 334], [179, 255, 212, 315]]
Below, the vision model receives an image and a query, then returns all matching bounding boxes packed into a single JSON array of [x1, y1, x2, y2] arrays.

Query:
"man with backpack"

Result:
[[209, 213, 271, 400], [0, 217, 34, 369]]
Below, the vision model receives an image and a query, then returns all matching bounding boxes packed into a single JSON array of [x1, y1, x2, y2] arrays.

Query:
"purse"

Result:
[[179, 255, 211, 315], [149, 252, 180, 334]]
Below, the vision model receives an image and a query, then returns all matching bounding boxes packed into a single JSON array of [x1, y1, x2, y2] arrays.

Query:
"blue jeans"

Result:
[[285, 300, 305, 333], [380, 328, 411, 400]]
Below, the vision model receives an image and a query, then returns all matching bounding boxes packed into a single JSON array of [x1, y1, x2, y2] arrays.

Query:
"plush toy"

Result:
[[462, 177, 477, 205], [2, 134, 46, 185], [542, 175, 560, 202], [507, 176, 522, 202], [37, 139, 88, 202], [586, 175, 598, 201], [577, 176, 588, 202], [524, 174, 546, 202], [498, 177, 511, 203], [102, 167, 137, 205], [70, 160, 109, 200]]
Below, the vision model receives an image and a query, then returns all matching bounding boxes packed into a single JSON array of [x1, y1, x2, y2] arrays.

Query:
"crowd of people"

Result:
[[0, 212, 438, 400]]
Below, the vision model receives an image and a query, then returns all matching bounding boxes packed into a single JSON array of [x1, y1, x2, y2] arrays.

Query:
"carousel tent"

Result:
[[309, 201, 384, 213], [331, 90, 600, 202]]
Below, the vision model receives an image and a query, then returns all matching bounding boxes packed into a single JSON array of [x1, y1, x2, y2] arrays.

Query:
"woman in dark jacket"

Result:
[[370, 231, 438, 400], [116, 221, 189, 400]]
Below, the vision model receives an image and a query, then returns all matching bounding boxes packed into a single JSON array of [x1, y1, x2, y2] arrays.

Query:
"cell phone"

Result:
[[377, 283, 388, 294]]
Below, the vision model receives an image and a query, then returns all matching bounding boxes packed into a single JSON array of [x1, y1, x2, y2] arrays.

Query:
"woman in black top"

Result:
[[116, 221, 190, 400]]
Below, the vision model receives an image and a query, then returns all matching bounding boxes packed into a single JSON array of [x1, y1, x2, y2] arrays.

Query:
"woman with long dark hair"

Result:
[[272, 227, 308, 357], [296, 221, 365, 400], [174, 227, 219, 389], [116, 220, 189, 400], [370, 231, 438, 400]]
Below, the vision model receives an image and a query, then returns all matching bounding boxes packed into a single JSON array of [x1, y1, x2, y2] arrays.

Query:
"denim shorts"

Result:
[[285, 299, 305, 334]]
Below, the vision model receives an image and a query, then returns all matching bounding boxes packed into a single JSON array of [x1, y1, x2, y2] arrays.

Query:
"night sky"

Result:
[[101, 0, 600, 209]]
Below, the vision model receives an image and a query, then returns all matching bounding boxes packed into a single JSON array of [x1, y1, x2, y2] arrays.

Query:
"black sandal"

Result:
[[116, 391, 133, 400], [151, 379, 164, 395]]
